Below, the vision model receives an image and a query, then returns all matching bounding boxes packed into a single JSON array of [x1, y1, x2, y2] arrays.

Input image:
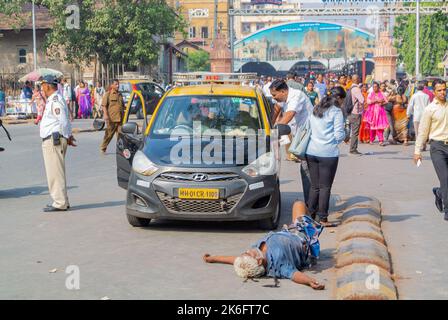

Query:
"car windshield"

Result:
[[150, 95, 263, 136]]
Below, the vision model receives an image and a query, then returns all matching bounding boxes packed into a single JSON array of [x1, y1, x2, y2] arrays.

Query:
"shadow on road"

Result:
[[70, 200, 125, 211], [0, 185, 78, 199], [382, 214, 421, 222]]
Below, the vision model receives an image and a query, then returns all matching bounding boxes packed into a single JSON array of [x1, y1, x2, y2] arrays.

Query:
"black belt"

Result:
[[430, 140, 448, 145], [42, 135, 66, 142]]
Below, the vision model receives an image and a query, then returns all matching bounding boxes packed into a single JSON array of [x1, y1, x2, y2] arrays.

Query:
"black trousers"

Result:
[[348, 114, 362, 152], [384, 109, 396, 141], [430, 141, 448, 213], [300, 160, 311, 205], [306, 155, 339, 219]]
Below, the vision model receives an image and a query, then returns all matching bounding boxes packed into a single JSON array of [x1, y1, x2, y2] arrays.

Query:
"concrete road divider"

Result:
[[336, 238, 391, 272], [336, 263, 397, 300], [333, 196, 397, 300]]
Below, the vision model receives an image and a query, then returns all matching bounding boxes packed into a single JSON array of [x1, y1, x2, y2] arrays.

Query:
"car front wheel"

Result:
[[258, 191, 281, 230]]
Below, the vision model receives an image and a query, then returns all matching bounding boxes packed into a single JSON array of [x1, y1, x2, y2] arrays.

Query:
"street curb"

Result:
[[332, 196, 398, 300]]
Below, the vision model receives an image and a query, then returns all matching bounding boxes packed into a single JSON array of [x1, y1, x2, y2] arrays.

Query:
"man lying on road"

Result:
[[203, 201, 325, 290]]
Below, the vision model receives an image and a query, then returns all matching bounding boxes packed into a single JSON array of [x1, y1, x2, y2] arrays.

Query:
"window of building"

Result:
[[256, 23, 265, 31], [189, 26, 196, 39], [201, 27, 209, 39], [18, 48, 27, 64], [242, 23, 251, 34]]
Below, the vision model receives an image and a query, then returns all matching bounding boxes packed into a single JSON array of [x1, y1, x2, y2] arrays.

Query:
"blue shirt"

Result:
[[315, 81, 327, 98], [306, 105, 345, 158], [0, 90, 5, 102], [252, 231, 307, 280]]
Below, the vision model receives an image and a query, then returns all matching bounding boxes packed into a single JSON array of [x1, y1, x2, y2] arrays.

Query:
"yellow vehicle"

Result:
[[118, 78, 164, 119], [116, 73, 291, 229]]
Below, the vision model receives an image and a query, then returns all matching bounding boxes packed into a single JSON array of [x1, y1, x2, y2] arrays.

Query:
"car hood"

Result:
[[143, 136, 269, 168]]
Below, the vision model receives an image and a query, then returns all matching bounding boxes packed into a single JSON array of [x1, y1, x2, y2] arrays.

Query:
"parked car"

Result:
[[119, 80, 164, 119], [116, 75, 291, 230]]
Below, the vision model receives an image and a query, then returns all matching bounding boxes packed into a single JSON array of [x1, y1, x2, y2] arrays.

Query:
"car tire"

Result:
[[126, 214, 151, 227], [136, 108, 144, 119], [258, 191, 281, 230]]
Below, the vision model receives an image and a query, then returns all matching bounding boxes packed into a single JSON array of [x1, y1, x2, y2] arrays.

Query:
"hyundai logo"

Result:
[[192, 174, 208, 182]]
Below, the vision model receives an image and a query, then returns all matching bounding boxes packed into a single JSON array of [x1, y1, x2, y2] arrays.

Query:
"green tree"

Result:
[[186, 50, 210, 72], [394, 11, 448, 76], [1, 0, 187, 68]]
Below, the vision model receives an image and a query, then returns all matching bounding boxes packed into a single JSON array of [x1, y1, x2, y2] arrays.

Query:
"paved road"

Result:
[[1, 120, 447, 299], [0, 121, 335, 300]]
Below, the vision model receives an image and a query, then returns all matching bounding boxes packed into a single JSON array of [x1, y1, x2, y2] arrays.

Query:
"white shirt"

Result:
[[279, 88, 313, 134], [407, 90, 430, 122], [40, 91, 72, 139], [62, 83, 72, 102], [263, 82, 272, 98]]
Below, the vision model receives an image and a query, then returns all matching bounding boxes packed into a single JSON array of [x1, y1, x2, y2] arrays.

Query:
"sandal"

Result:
[[379, 142, 386, 146]]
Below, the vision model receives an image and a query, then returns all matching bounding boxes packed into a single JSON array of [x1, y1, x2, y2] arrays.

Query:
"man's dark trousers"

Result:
[[430, 141, 448, 213], [384, 109, 396, 141], [348, 113, 362, 152]]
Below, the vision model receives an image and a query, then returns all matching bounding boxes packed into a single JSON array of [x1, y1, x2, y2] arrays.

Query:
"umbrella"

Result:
[[19, 68, 64, 83]]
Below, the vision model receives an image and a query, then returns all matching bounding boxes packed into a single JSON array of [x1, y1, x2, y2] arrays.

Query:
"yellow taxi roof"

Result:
[[167, 84, 257, 98]]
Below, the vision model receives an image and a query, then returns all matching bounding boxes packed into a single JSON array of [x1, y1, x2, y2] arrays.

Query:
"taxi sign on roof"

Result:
[[173, 72, 258, 84]]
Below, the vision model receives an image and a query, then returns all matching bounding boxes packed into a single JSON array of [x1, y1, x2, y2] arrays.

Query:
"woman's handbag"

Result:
[[288, 118, 311, 160]]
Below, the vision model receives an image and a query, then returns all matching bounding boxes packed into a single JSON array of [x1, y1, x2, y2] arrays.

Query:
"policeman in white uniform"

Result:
[[40, 75, 76, 212]]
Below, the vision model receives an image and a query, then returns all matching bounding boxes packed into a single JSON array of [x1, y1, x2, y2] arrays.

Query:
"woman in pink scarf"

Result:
[[365, 82, 389, 146]]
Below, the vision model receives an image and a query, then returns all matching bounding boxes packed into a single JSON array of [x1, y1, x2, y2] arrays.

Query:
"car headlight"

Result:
[[242, 152, 277, 178], [132, 150, 158, 176]]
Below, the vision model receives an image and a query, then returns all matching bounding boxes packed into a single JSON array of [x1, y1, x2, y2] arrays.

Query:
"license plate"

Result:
[[178, 188, 219, 200]]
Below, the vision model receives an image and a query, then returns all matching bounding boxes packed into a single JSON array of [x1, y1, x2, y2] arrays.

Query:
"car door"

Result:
[[116, 91, 147, 189]]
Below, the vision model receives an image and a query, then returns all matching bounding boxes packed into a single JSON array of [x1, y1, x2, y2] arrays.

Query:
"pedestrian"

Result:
[[336, 74, 347, 92], [286, 72, 306, 93], [382, 82, 397, 145], [305, 87, 346, 225], [39, 75, 76, 212], [347, 75, 365, 155], [305, 81, 319, 106], [77, 81, 92, 119], [203, 201, 325, 290], [21, 81, 33, 100], [262, 76, 273, 100], [365, 82, 389, 146], [389, 86, 409, 146], [93, 81, 105, 119], [270, 79, 313, 204], [100, 79, 125, 154], [61, 78, 73, 122], [315, 74, 327, 98], [407, 81, 431, 150], [30, 84, 46, 125], [413, 79, 448, 221], [359, 84, 370, 144], [74, 80, 81, 119], [0, 86, 6, 116], [423, 81, 435, 102]]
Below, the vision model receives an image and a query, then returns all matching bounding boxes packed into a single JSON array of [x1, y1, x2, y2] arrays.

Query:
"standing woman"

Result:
[[365, 82, 389, 146], [359, 84, 370, 143], [30, 84, 46, 125], [305, 87, 346, 225], [77, 81, 92, 119], [390, 86, 409, 146]]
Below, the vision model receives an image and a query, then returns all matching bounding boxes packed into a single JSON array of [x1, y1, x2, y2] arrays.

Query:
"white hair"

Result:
[[233, 256, 265, 279]]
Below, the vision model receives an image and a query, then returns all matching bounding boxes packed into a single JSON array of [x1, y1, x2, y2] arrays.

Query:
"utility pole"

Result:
[[214, 0, 218, 40], [229, 0, 234, 72], [32, 0, 37, 70], [416, 0, 421, 78]]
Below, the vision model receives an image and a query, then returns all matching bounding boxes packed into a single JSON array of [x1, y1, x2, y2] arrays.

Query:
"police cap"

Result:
[[40, 75, 60, 85]]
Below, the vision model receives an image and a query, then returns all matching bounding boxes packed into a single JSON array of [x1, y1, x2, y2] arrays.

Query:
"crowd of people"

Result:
[[5, 79, 107, 124]]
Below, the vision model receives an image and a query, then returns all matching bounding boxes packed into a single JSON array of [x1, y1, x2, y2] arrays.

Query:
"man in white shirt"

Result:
[[40, 75, 76, 212], [270, 79, 313, 206], [263, 76, 273, 100], [61, 78, 73, 121], [407, 80, 430, 147]]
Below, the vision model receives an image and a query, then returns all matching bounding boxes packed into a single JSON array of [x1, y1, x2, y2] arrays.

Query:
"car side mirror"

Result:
[[122, 122, 138, 135], [275, 124, 291, 136]]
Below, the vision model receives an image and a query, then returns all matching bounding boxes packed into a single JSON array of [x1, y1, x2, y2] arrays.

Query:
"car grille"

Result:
[[159, 172, 240, 182], [156, 192, 243, 214]]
